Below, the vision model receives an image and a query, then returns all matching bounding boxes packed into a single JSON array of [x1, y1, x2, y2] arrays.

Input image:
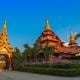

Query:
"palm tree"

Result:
[[43, 46, 55, 61], [33, 37, 43, 62], [22, 44, 33, 63], [43, 41, 55, 61]]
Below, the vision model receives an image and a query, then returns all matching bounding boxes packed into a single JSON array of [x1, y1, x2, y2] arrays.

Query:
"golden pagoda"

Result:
[[69, 32, 77, 46], [0, 20, 14, 69]]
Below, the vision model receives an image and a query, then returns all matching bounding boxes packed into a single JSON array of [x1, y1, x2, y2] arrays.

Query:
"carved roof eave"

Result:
[[0, 44, 14, 53]]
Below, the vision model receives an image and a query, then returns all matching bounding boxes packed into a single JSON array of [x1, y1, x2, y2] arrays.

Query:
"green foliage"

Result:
[[43, 46, 54, 55], [20, 41, 55, 63], [42, 45, 55, 61], [75, 33, 80, 40], [14, 63, 80, 76], [22, 44, 34, 62], [24, 63, 80, 69], [14, 66, 80, 77], [13, 47, 23, 66]]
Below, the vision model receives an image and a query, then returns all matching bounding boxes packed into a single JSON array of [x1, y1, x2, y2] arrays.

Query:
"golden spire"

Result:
[[0, 19, 14, 53], [45, 19, 51, 30], [2, 19, 7, 34], [70, 32, 76, 44]]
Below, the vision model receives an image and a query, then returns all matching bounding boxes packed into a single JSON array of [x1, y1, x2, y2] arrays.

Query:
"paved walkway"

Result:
[[0, 70, 80, 80]]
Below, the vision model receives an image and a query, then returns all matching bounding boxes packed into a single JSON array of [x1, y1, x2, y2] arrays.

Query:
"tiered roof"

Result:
[[0, 20, 14, 53], [35, 19, 63, 49]]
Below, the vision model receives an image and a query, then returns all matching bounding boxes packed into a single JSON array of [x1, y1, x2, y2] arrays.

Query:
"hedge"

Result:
[[14, 67, 80, 77], [23, 63, 80, 69]]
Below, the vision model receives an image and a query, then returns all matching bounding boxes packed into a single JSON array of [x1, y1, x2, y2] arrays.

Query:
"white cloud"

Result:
[[63, 42, 69, 47]]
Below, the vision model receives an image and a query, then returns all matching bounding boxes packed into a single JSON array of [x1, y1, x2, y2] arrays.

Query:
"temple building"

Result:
[[34, 19, 64, 49], [34, 19, 64, 61], [55, 31, 80, 60], [34, 19, 80, 60], [0, 20, 14, 69]]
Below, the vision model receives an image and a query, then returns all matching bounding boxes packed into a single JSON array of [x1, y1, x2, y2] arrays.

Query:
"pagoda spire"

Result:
[[45, 19, 51, 30], [2, 19, 7, 34], [69, 31, 76, 44], [0, 19, 14, 52]]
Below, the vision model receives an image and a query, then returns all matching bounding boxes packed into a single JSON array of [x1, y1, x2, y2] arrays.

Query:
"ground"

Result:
[[0, 70, 80, 80]]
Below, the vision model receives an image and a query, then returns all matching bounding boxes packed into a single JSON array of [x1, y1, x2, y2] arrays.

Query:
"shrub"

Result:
[[14, 63, 80, 76], [24, 63, 80, 69], [14, 67, 80, 77]]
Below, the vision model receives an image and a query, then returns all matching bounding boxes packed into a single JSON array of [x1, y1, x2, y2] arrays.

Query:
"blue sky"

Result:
[[0, 0, 80, 50]]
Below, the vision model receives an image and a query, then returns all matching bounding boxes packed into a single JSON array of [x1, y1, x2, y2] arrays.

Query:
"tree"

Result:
[[43, 46, 55, 61], [22, 44, 33, 63], [13, 47, 22, 66], [42, 41, 55, 61]]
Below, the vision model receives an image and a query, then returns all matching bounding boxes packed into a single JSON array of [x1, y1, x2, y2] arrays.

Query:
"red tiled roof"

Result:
[[55, 46, 80, 54]]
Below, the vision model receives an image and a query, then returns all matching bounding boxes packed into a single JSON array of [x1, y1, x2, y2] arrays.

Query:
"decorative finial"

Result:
[[4, 19, 7, 27], [2, 19, 7, 33], [70, 31, 76, 44], [45, 19, 51, 30], [46, 19, 49, 24]]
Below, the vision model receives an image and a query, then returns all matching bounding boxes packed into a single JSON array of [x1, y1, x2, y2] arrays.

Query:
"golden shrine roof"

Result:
[[0, 20, 14, 52]]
